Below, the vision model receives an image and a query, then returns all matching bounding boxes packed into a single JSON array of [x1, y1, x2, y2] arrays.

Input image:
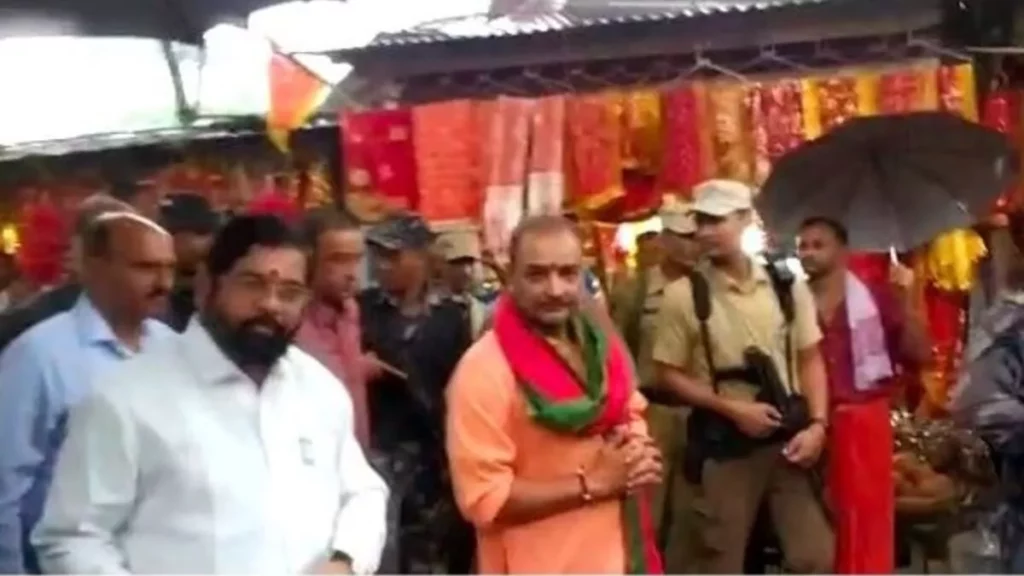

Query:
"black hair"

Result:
[[300, 207, 359, 255], [637, 231, 659, 244], [82, 220, 114, 258], [205, 214, 305, 280], [799, 216, 849, 245], [108, 178, 143, 204], [508, 215, 579, 266], [161, 193, 221, 236]]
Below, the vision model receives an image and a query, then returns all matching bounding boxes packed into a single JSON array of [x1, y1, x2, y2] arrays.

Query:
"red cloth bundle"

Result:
[[981, 90, 1019, 212], [246, 191, 301, 224], [16, 201, 70, 287], [341, 109, 420, 212], [657, 85, 706, 198]]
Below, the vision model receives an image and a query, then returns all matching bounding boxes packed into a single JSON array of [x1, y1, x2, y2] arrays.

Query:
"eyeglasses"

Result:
[[225, 273, 310, 307]]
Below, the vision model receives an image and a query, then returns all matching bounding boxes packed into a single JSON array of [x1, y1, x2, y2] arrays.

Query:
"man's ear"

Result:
[[193, 264, 211, 311]]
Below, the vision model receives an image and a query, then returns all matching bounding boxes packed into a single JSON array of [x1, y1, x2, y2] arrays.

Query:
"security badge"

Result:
[[299, 437, 315, 466]]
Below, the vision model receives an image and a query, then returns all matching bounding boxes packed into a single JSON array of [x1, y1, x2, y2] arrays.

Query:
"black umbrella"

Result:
[[0, 0, 305, 44], [757, 111, 1018, 252]]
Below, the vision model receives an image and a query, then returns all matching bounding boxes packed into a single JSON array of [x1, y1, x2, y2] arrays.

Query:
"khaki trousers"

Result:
[[645, 404, 700, 573], [691, 443, 834, 574]]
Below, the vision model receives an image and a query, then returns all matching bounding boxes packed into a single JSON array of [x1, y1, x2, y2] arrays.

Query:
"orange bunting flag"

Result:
[[266, 53, 328, 154]]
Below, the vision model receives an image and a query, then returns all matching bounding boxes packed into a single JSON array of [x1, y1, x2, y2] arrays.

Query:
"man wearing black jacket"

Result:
[[160, 193, 220, 331], [360, 214, 473, 574], [0, 195, 131, 352]]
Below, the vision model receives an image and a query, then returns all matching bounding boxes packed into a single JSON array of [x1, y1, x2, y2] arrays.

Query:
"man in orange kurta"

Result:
[[446, 215, 663, 574]]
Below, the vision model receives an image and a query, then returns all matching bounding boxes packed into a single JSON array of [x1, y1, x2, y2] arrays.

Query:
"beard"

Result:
[[800, 259, 827, 280], [202, 311, 296, 370]]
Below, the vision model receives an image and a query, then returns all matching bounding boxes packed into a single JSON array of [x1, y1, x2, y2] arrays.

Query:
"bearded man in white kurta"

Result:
[[32, 215, 388, 574]]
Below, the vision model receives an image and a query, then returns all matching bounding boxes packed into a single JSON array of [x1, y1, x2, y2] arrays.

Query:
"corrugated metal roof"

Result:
[[366, 0, 843, 48], [0, 118, 338, 162]]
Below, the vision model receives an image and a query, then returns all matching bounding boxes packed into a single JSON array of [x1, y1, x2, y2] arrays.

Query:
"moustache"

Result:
[[241, 316, 287, 336], [537, 297, 575, 310], [147, 289, 170, 300]]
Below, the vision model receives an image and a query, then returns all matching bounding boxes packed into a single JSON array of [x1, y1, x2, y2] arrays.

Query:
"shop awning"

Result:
[[319, 0, 943, 77]]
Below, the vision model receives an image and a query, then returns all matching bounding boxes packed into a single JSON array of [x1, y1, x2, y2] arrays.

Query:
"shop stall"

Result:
[[0, 119, 341, 290], [314, 4, 1021, 567]]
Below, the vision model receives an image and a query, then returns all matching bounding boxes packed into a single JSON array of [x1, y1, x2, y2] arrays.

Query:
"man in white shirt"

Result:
[[32, 214, 389, 575]]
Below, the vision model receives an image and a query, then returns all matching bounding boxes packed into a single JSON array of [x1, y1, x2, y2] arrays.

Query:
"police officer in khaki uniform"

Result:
[[652, 180, 834, 574], [612, 204, 703, 571], [434, 228, 489, 340], [613, 205, 701, 384]]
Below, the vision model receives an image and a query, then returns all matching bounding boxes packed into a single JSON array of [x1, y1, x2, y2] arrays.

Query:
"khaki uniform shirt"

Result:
[[651, 260, 822, 402], [619, 268, 670, 387], [612, 268, 668, 383], [448, 293, 488, 340]]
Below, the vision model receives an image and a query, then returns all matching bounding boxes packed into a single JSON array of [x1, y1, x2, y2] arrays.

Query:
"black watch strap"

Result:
[[330, 550, 354, 565]]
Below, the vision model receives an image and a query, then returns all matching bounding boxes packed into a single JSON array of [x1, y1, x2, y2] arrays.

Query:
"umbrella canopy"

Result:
[[757, 111, 1018, 252], [0, 0, 299, 44]]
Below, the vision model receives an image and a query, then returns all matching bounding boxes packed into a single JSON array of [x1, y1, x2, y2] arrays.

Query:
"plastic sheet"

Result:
[[948, 500, 1024, 573]]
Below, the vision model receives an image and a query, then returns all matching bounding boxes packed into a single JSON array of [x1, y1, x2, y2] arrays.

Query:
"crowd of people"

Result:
[[0, 176, 946, 574]]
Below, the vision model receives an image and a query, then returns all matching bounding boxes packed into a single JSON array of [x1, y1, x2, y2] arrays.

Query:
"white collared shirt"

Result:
[[32, 320, 388, 575]]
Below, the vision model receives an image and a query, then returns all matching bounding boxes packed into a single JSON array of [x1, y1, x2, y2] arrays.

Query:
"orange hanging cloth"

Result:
[[937, 64, 978, 120], [526, 95, 567, 215], [620, 89, 663, 175], [804, 75, 861, 136], [266, 53, 328, 154], [566, 93, 625, 211], [480, 96, 533, 258], [705, 81, 755, 183], [594, 90, 663, 221], [413, 100, 483, 224], [657, 84, 708, 199], [340, 109, 420, 214]]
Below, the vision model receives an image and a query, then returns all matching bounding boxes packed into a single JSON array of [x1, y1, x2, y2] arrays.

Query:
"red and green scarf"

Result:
[[492, 295, 664, 574]]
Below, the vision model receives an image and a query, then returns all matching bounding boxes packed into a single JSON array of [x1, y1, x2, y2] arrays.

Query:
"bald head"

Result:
[[80, 212, 175, 323], [82, 212, 169, 260], [509, 215, 580, 268], [74, 194, 134, 239]]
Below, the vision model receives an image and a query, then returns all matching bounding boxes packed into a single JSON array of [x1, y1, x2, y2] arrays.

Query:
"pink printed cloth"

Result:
[[845, 271, 894, 392]]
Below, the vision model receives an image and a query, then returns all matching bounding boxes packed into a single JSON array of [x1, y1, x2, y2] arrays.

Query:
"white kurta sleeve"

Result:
[[329, 390, 388, 575], [32, 387, 136, 574]]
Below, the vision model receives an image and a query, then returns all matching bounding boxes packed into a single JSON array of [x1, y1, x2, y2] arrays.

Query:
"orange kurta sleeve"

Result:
[[446, 337, 517, 528]]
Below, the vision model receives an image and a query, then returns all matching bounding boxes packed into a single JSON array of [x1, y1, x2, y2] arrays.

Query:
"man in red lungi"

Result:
[[797, 217, 931, 573]]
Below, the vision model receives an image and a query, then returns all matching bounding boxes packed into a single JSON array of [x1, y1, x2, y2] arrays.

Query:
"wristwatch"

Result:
[[330, 550, 354, 565]]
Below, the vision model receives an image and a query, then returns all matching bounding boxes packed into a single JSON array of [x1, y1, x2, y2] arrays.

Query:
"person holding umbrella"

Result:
[[797, 217, 931, 573]]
